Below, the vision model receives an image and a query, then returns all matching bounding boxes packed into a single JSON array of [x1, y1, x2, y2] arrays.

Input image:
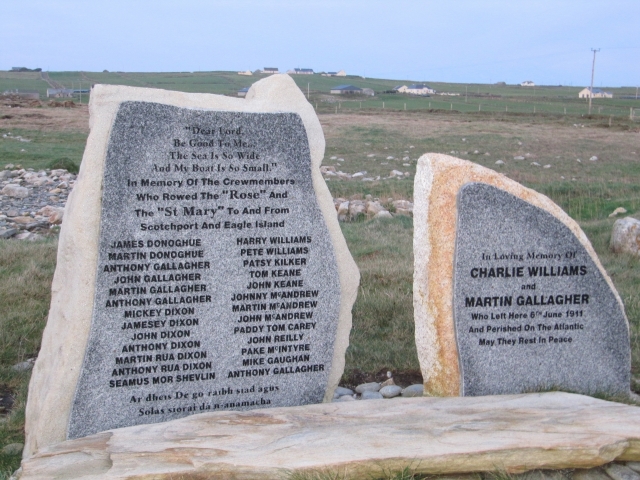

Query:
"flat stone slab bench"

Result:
[[19, 392, 640, 479]]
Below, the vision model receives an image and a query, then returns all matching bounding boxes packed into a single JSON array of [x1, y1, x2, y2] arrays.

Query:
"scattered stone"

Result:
[[543, 164, 551, 169], [531, 162, 541, 166], [605, 464, 640, 480], [611, 217, 640, 256], [352, 172, 364, 177], [367, 154, 375, 158], [390, 170, 403, 177], [375, 211, 393, 219], [334, 395, 355, 402], [627, 463, 640, 474], [355, 382, 381, 393], [401, 384, 424, 397], [379, 385, 402, 398], [337, 158, 344, 162], [387, 156, 394, 160], [577, 159, 582, 163], [11, 359, 35, 372], [514, 156, 525, 160], [330, 156, 337, 160], [495, 160, 505, 165], [380, 378, 395, 388], [1, 443, 23, 455], [361, 391, 384, 400], [335, 387, 354, 396], [573, 468, 613, 480], [609, 207, 627, 218], [1, 184, 29, 198], [320, 166, 336, 174], [0, 228, 18, 239], [590, 156, 598, 161]]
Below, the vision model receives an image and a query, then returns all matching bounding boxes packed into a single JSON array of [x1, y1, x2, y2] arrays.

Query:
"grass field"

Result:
[[1, 73, 639, 476]]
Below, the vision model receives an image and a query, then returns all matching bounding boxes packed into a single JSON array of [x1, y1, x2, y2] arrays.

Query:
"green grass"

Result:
[[0, 239, 58, 475], [0, 128, 85, 171]]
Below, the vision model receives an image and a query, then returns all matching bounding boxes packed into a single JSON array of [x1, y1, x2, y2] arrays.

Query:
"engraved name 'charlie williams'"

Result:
[[68, 102, 340, 438]]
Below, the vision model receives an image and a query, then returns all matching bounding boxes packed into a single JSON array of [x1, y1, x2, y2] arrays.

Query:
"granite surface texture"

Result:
[[454, 183, 630, 396], [68, 103, 340, 438]]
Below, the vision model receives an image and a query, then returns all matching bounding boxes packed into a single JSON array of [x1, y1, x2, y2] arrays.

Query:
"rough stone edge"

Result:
[[23, 74, 359, 459], [414, 153, 629, 397]]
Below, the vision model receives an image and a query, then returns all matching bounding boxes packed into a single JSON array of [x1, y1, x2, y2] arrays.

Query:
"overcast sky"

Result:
[[2, 0, 639, 86]]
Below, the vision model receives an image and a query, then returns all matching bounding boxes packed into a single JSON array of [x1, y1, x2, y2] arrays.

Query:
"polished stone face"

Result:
[[69, 102, 340, 439], [453, 182, 630, 396]]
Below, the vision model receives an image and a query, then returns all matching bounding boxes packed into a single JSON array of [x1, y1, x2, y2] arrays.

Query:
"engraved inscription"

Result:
[[68, 103, 340, 438]]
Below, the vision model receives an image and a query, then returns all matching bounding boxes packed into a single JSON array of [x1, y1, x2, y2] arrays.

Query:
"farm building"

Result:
[[578, 87, 613, 99], [237, 87, 250, 97], [288, 68, 314, 75], [47, 88, 74, 98], [521, 80, 535, 87], [322, 70, 346, 77], [330, 85, 363, 95], [262, 67, 279, 74], [237, 71, 252, 76], [2, 90, 40, 99], [395, 84, 434, 95]]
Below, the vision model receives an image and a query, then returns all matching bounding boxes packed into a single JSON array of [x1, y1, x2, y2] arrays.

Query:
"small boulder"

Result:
[[610, 217, 640, 256], [1, 184, 29, 198], [380, 385, 402, 398], [361, 391, 384, 400], [334, 386, 354, 396], [609, 207, 627, 218], [1, 443, 23, 456], [401, 384, 424, 397], [355, 382, 380, 393]]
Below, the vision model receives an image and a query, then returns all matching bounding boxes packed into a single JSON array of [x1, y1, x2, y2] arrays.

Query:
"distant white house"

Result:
[[361, 88, 375, 96], [237, 70, 252, 76], [578, 87, 613, 99], [521, 80, 535, 87], [322, 70, 346, 77], [287, 68, 314, 75], [262, 67, 279, 74], [395, 84, 434, 95], [330, 85, 362, 95]]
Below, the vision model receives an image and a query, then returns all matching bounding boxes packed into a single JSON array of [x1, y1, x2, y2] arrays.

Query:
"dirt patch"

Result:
[[0, 104, 89, 132]]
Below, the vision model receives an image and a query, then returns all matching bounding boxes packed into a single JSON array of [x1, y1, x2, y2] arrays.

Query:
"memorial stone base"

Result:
[[18, 392, 640, 480]]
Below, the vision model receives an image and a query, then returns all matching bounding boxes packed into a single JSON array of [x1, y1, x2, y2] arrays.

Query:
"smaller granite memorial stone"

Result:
[[414, 153, 630, 397], [24, 75, 359, 458]]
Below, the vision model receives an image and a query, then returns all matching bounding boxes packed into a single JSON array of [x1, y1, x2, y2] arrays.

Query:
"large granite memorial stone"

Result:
[[24, 75, 359, 457], [414, 153, 630, 397]]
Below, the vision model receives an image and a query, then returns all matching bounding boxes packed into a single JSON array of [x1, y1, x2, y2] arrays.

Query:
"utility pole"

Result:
[[588, 48, 600, 115]]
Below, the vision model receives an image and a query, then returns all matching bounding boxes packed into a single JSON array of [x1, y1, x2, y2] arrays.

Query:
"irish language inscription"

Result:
[[453, 183, 629, 396], [68, 102, 340, 438]]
